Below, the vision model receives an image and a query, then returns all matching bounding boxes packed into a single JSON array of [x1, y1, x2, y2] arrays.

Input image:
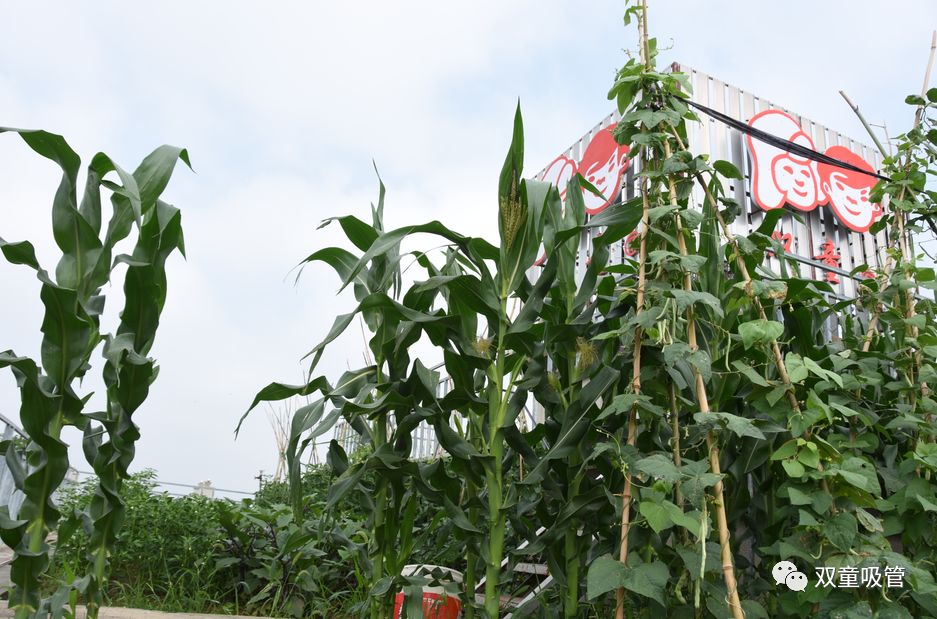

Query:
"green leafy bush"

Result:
[[255, 465, 336, 510], [215, 499, 365, 618], [251, 464, 468, 614], [49, 468, 388, 617], [50, 471, 225, 613]]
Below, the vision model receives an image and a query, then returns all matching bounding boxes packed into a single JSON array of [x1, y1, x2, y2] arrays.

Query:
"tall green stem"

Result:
[[371, 355, 388, 619], [484, 296, 509, 618], [564, 465, 581, 618], [464, 474, 478, 619], [26, 413, 63, 555], [371, 414, 387, 619], [16, 413, 66, 619], [563, 355, 581, 618]]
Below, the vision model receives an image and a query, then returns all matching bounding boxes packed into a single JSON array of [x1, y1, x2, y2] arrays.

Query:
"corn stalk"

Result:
[[82, 150, 189, 618], [0, 130, 189, 618]]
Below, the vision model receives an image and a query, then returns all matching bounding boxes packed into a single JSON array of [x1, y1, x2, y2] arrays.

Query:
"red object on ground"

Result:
[[392, 564, 463, 619], [392, 591, 461, 619]]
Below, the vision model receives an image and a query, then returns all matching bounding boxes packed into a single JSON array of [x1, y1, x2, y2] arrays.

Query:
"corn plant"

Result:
[[248, 5, 937, 616], [243, 169, 484, 617], [0, 129, 188, 618]]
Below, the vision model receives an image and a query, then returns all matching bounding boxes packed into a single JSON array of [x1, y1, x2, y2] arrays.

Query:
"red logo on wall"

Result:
[[746, 110, 881, 233], [813, 240, 842, 284], [769, 231, 793, 255], [540, 124, 630, 215], [624, 230, 639, 257]]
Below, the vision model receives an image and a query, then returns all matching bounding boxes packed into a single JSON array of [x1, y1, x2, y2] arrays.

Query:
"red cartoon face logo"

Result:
[[538, 123, 630, 215], [541, 154, 577, 200], [747, 109, 881, 234], [579, 126, 630, 214], [748, 110, 821, 212], [771, 149, 818, 207], [818, 145, 881, 233]]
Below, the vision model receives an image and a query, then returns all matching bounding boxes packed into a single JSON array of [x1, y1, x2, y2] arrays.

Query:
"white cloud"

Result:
[[1, 0, 934, 492]]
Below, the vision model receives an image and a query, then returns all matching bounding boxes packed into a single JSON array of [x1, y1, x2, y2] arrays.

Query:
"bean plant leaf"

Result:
[[825, 512, 858, 551], [635, 454, 682, 482], [639, 502, 672, 533], [693, 412, 765, 440], [587, 555, 627, 600], [586, 555, 668, 601], [738, 319, 784, 349]]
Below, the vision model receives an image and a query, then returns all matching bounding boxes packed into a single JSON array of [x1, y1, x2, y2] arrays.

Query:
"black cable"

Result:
[[685, 99, 891, 182]]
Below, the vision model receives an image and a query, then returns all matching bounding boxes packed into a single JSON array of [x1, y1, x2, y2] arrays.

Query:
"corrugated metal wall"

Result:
[[680, 63, 887, 299], [534, 63, 888, 301]]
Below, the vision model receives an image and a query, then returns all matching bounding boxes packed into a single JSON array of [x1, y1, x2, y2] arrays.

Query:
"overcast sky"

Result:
[[1, 1, 935, 495]]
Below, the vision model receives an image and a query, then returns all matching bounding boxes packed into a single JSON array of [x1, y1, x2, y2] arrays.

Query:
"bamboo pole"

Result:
[[672, 129, 802, 416], [666, 141, 745, 619], [615, 6, 652, 618], [899, 30, 936, 410], [915, 31, 936, 129], [838, 91, 889, 158], [615, 129, 650, 619], [854, 30, 936, 354], [668, 129, 841, 506], [669, 384, 685, 513]]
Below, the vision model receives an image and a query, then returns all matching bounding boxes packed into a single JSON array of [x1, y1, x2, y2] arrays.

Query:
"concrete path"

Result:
[[0, 544, 11, 592]]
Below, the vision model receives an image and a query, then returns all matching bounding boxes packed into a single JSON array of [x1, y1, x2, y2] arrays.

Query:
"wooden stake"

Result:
[[615, 129, 650, 619], [857, 30, 935, 353], [895, 30, 937, 416], [666, 141, 745, 619], [669, 384, 685, 514], [616, 6, 652, 618], [668, 129, 839, 506]]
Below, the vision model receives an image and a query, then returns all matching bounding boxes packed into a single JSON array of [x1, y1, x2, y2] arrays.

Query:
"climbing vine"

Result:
[[249, 3, 937, 617]]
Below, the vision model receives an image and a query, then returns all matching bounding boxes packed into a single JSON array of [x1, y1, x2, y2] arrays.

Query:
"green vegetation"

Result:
[[244, 3, 937, 617], [0, 128, 189, 618], [49, 468, 462, 618], [52, 472, 223, 614], [3, 2, 937, 618]]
